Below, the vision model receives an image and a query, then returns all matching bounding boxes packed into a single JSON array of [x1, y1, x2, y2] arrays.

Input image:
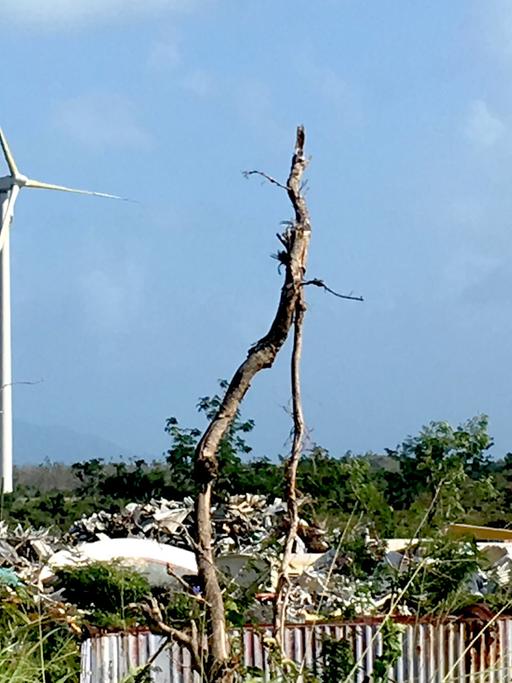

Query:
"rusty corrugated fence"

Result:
[[80, 618, 512, 682]]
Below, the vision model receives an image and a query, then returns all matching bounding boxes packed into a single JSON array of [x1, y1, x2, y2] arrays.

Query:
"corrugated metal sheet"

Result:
[[80, 618, 512, 682]]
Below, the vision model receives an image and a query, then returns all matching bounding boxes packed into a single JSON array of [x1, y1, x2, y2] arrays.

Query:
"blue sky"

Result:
[[2, 0, 512, 462]]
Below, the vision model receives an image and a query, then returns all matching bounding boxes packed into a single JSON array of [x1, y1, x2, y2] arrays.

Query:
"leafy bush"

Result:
[[56, 562, 150, 630]]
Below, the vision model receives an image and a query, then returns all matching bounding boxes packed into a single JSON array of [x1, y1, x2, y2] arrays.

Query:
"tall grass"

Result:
[[0, 625, 79, 683], [0, 585, 80, 683]]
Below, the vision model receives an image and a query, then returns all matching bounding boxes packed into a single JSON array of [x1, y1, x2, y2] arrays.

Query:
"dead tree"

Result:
[[193, 126, 312, 682]]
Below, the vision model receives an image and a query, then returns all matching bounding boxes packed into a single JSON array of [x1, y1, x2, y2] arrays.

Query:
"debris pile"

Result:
[[0, 522, 60, 584], [67, 497, 195, 548], [288, 546, 386, 621], [0, 495, 512, 625], [67, 494, 328, 555]]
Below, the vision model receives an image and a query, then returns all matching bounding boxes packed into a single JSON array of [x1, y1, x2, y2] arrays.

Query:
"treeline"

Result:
[[6, 388, 512, 536]]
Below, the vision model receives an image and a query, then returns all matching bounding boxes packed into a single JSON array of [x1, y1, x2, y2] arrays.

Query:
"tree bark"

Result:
[[193, 126, 311, 681], [273, 292, 306, 655]]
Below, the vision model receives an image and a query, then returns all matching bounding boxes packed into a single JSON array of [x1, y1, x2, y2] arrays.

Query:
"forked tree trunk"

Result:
[[193, 126, 312, 682]]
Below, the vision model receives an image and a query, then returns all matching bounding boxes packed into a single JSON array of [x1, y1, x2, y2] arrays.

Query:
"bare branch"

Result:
[[141, 597, 204, 673], [302, 278, 364, 301], [242, 170, 288, 191]]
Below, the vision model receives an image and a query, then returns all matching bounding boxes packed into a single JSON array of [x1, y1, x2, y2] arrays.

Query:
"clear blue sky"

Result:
[[1, 1, 512, 462]]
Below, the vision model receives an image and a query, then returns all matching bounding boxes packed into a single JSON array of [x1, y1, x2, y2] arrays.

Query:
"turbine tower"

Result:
[[0, 129, 125, 494]]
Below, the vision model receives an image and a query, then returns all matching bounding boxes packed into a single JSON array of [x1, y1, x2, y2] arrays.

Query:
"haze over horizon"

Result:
[[2, 1, 512, 466]]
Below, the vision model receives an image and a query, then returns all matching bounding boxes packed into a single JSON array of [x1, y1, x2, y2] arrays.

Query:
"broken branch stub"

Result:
[[192, 126, 312, 681]]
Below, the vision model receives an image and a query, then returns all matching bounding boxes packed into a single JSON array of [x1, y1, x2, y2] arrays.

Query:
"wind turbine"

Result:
[[0, 128, 126, 494]]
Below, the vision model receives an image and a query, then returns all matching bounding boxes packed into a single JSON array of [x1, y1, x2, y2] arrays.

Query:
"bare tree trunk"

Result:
[[193, 126, 311, 682], [273, 293, 306, 655]]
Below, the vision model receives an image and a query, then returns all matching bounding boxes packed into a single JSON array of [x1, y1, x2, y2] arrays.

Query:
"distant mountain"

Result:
[[13, 420, 137, 465]]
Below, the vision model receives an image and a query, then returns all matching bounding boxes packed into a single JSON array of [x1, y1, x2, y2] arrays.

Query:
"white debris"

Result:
[[44, 538, 198, 588]]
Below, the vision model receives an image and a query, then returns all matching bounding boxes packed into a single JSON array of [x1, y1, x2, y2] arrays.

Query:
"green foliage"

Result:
[[372, 619, 402, 682], [385, 415, 493, 526], [72, 458, 106, 497], [0, 636, 77, 683], [99, 460, 168, 504], [121, 668, 153, 683], [155, 588, 203, 626], [222, 580, 259, 628], [298, 448, 394, 535], [4, 411, 512, 540], [334, 531, 387, 581], [4, 490, 95, 530], [320, 636, 354, 683], [243, 636, 319, 683], [397, 536, 480, 615], [165, 379, 260, 500], [121, 666, 153, 683], [56, 562, 150, 629], [164, 417, 201, 499]]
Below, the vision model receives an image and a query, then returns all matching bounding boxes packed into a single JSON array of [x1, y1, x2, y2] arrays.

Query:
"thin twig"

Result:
[[302, 278, 364, 301], [397, 478, 445, 576], [243, 170, 288, 191], [1, 379, 44, 390]]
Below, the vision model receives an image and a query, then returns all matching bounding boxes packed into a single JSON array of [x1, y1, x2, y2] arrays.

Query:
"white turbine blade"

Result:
[[25, 178, 130, 201], [0, 130, 19, 177]]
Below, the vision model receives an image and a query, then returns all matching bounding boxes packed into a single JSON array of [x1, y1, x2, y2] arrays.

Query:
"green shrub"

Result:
[[56, 562, 150, 630], [320, 636, 354, 682]]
